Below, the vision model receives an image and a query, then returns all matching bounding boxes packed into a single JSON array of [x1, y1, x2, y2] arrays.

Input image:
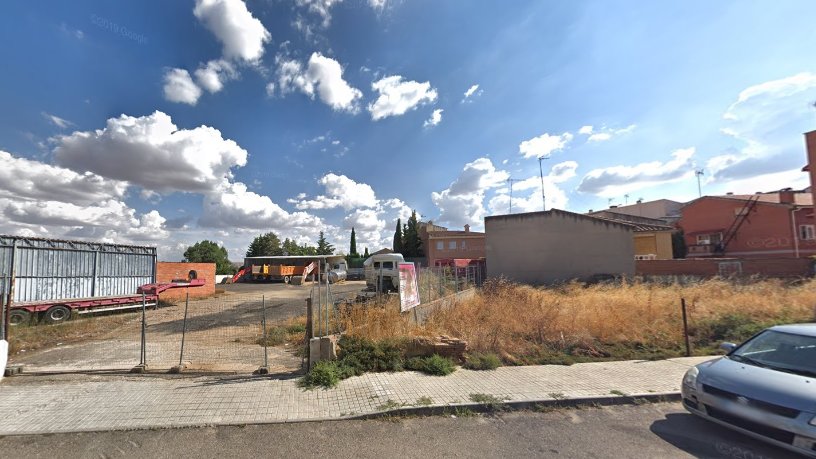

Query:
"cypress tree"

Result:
[[349, 227, 358, 257], [393, 218, 403, 253]]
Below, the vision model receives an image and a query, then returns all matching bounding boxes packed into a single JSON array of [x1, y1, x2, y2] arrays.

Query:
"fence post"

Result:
[[259, 295, 269, 374], [681, 298, 691, 357], [177, 292, 190, 369], [131, 293, 148, 373]]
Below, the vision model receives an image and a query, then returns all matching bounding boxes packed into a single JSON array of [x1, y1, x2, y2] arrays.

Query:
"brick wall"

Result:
[[155, 262, 216, 300], [636, 258, 814, 278]]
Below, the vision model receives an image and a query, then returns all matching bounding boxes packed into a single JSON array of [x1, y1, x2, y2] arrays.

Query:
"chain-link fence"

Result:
[[417, 265, 484, 304]]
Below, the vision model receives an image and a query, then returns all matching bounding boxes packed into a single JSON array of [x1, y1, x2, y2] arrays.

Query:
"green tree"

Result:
[[392, 218, 403, 253], [349, 227, 358, 257], [363, 247, 370, 258], [184, 240, 234, 275], [246, 232, 283, 257], [317, 231, 334, 255], [402, 210, 423, 257]]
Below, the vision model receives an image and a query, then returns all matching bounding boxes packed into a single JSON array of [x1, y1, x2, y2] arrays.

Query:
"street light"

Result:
[[537, 155, 548, 211]]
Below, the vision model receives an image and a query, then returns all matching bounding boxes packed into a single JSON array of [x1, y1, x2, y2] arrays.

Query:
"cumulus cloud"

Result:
[[431, 158, 508, 228], [706, 72, 816, 183], [199, 181, 323, 231], [518, 131, 573, 159], [163, 68, 202, 105], [194, 59, 238, 93], [193, 0, 271, 62], [577, 147, 695, 197], [424, 109, 443, 128], [0, 150, 127, 206], [293, 173, 378, 210], [54, 111, 248, 194], [295, 0, 343, 27], [277, 53, 363, 112], [344, 208, 386, 250], [579, 124, 636, 142], [368, 75, 438, 121]]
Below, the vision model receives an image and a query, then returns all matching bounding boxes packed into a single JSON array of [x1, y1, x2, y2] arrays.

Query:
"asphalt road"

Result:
[[0, 402, 796, 459]]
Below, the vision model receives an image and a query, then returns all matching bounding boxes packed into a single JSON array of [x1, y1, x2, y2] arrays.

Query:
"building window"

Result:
[[436, 241, 443, 250], [800, 225, 816, 240], [696, 233, 722, 245], [449, 240, 457, 250], [460, 240, 467, 249]]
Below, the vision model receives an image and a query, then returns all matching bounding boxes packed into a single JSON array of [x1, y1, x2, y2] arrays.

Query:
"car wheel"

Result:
[[44, 305, 71, 324], [9, 309, 31, 326]]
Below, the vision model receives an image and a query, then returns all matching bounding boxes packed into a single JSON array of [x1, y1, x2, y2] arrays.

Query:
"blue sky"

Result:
[[1, 0, 816, 261]]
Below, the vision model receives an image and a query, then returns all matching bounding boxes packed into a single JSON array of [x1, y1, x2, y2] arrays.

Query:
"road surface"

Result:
[[0, 402, 795, 458]]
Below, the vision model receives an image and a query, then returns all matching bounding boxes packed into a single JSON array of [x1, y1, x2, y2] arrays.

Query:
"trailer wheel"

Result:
[[44, 305, 71, 324], [284, 276, 291, 284], [9, 309, 31, 326]]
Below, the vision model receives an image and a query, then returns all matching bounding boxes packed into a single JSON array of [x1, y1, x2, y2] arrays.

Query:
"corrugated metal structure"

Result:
[[0, 235, 156, 306]]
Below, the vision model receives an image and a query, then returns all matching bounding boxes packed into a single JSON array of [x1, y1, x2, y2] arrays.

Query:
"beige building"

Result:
[[485, 209, 635, 285], [587, 211, 675, 260]]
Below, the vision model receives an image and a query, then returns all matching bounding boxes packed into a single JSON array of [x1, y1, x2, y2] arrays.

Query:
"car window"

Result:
[[373, 262, 380, 268], [732, 330, 816, 374]]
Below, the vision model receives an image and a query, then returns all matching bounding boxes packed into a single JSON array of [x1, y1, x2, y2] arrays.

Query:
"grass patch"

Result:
[[469, 393, 506, 405], [7, 313, 138, 356], [610, 390, 627, 397], [256, 326, 288, 346], [405, 354, 456, 376], [416, 396, 434, 406], [299, 360, 345, 389], [463, 352, 501, 370]]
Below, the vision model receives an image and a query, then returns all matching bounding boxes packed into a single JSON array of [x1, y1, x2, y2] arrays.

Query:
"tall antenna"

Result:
[[695, 169, 705, 197], [624, 194, 630, 205], [507, 178, 522, 214], [537, 155, 549, 211]]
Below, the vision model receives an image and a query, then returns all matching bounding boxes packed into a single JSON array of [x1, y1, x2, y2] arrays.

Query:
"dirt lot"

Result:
[[8, 281, 368, 374]]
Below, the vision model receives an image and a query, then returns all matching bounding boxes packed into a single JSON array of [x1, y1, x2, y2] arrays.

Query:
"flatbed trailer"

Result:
[[8, 279, 204, 325]]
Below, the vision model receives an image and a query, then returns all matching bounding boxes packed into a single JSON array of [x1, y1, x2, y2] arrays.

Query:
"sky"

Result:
[[1, 0, 816, 261]]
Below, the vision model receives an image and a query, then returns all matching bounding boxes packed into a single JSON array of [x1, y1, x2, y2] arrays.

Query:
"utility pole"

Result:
[[537, 155, 548, 211], [506, 178, 522, 214], [695, 169, 705, 197]]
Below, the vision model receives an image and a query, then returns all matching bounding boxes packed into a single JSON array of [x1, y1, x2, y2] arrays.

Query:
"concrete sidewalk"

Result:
[[0, 356, 713, 435]]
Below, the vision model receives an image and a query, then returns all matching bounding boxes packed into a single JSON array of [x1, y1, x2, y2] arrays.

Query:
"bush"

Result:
[[338, 335, 403, 373], [257, 326, 287, 346], [463, 352, 501, 370], [300, 360, 344, 388], [405, 354, 456, 376], [286, 323, 307, 334]]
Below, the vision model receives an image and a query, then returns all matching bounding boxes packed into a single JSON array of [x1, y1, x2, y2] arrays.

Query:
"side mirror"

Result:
[[720, 342, 737, 353]]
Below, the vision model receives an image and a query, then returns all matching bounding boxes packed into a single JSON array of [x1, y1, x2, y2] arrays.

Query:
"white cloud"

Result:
[[368, 0, 386, 9], [294, 173, 378, 210], [424, 109, 443, 128], [487, 161, 577, 214], [462, 84, 482, 102], [295, 0, 342, 27], [431, 158, 508, 228], [163, 68, 202, 105], [0, 150, 127, 206], [277, 53, 362, 112], [193, 0, 271, 62], [518, 131, 573, 159], [344, 208, 386, 250], [54, 111, 248, 194], [368, 75, 438, 121], [577, 147, 695, 197], [199, 181, 323, 231], [194, 59, 238, 93], [706, 72, 816, 182], [580, 124, 636, 142], [265, 82, 276, 97], [42, 112, 74, 129]]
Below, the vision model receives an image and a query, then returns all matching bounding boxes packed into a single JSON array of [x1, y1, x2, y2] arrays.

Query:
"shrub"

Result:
[[338, 335, 403, 373], [257, 326, 287, 346], [405, 354, 456, 376], [300, 360, 344, 388], [463, 352, 501, 370], [286, 323, 307, 334]]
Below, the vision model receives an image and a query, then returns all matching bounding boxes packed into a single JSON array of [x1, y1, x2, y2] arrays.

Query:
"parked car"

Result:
[[681, 324, 816, 457]]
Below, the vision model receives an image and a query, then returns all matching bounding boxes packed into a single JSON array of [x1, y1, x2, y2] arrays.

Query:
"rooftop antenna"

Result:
[[624, 194, 630, 205], [695, 169, 705, 197], [537, 155, 549, 211], [507, 178, 522, 214], [608, 197, 614, 207]]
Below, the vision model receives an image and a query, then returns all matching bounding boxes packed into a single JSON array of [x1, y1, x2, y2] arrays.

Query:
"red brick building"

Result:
[[421, 223, 486, 266], [679, 190, 814, 258]]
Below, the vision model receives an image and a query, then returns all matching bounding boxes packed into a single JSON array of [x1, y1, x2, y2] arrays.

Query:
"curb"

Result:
[[350, 392, 682, 420]]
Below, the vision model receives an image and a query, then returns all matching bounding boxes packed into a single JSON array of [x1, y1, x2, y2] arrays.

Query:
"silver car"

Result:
[[682, 324, 816, 457]]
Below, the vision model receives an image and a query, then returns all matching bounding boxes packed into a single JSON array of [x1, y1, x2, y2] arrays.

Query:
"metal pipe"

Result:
[[791, 207, 801, 258], [140, 292, 147, 366], [681, 298, 691, 357], [261, 295, 268, 369], [4, 240, 17, 341], [178, 292, 189, 367]]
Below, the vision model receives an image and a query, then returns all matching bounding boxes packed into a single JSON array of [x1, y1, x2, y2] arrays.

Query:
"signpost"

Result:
[[398, 263, 420, 312]]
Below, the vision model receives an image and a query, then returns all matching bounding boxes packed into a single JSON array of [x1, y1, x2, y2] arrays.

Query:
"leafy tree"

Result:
[[363, 247, 370, 258], [349, 227, 358, 257], [392, 218, 403, 253], [402, 210, 423, 257], [184, 240, 234, 275], [246, 232, 283, 257], [317, 231, 334, 255], [281, 238, 319, 256]]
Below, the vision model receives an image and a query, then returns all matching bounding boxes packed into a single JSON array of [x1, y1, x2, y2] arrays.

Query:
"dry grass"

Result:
[[8, 312, 140, 356], [340, 277, 816, 365]]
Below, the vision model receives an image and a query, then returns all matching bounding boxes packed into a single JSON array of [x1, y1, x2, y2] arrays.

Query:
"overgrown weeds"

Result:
[[405, 354, 456, 376], [463, 352, 501, 370]]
